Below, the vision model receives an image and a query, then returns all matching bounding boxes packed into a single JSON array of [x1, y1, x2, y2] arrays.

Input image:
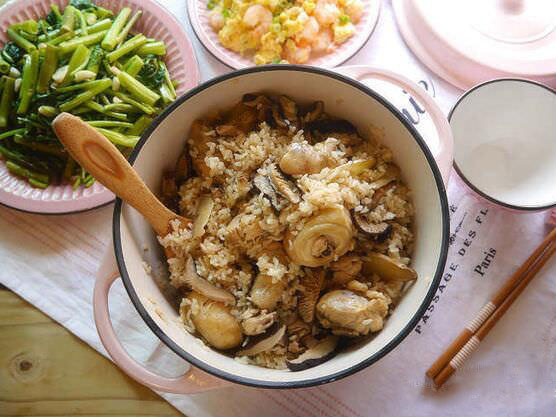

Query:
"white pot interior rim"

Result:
[[449, 77, 556, 212], [112, 65, 451, 388]]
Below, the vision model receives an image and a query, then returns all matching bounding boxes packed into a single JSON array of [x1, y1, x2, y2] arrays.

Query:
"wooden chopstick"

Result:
[[426, 227, 556, 380], [432, 240, 556, 388]]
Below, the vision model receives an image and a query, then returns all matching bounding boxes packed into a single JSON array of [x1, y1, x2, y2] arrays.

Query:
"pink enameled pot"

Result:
[[94, 66, 452, 393]]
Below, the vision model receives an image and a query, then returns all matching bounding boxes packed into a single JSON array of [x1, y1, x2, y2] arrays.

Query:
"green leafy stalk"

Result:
[[0, 76, 15, 127], [95, 6, 114, 20], [61, 5, 77, 33], [55, 78, 109, 93], [0, 128, 26, 140], [47, 31, 74, 46], [62, 43, 90, 85], [101, 7, 131, 51], [128, 115, 152, 135], [6, 160, 49, 184], [123, 55, 144, 77], [112, 91, 155, 114], [114, 10, 142, 45], [104, 103, 134, 112], [161, 62, 176, 97], [94, 127, 138, 147], [159, 82, 174, 104], [84, 18, 112, 34], [105, 111, 127, 121], [85, 44, 103, 74], [13, 138, 66, 157], [83, 100, 105, 113], [17, 49, 39, 114], [28, 178, 49, 188], [11, 20, 39, 35], [45, 18, 110, 44], [136, 41, 166, 56], [58, 30, 108, 55], [37, 44, 58, 93], [7, 28, 37, 52], [107, 34, 147, 63], [75, 9, 88, 36], [117, 71, 160, 105], [159, 61, 176, 104], [87, 120, 133, 128], [59, 78, 111, 112], [45, 28, 62, 40]]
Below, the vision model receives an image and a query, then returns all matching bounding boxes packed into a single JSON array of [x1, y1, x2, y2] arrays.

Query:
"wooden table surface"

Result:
[[0, 288, 184, 417]]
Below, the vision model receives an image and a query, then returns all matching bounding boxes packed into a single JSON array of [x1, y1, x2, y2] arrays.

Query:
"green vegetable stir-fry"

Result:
[[0, 0, 177, 189]]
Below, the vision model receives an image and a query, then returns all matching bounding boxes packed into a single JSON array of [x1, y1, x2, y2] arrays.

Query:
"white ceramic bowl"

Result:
[[95, 66, 450, 392], [450, 78, 556, 211]]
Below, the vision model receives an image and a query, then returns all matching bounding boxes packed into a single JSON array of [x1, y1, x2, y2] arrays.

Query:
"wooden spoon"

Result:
[[52, 112, 190, 237]]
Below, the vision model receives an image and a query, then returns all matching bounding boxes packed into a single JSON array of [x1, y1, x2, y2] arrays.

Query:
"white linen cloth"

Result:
[[1, 1, 556, 416]]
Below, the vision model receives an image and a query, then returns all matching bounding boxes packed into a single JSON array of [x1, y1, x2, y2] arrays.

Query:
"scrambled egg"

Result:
[[207, 0, 365, 64]]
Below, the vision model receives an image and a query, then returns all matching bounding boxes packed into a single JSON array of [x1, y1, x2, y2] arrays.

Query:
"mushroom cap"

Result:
[[250, 273, 285, 311]]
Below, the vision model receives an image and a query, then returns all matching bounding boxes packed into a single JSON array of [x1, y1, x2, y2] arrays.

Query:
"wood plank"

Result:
[[0, 400, 181, 416], [0, 290, 184, 417], [0, 291, 51, 325]]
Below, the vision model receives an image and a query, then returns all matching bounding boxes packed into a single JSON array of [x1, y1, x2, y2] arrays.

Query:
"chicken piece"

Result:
[[316, 289, 390, 336], [279, 142, 328, 175], [242, 311, 277, 336]]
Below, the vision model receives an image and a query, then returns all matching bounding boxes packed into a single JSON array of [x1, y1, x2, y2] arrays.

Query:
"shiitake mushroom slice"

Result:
[[362, 253, 417, 282], [286, 335, 338, 371], [304, 119, 357, 135], [238, 323, 286, 357]]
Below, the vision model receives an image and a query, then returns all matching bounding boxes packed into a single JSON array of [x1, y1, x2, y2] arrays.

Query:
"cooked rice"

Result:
[[159, 95, 415, 369]]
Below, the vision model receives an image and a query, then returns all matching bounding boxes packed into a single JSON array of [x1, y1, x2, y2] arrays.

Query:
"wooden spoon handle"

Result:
[[52, 112, 179, 236]]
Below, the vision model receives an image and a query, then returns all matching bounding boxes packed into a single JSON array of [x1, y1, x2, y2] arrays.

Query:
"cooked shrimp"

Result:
[[296, 16, 320, 43], [314, 0, 341, 26], [209, 10, 225, 31], [284, 43, 312, 64], [311, 28, 334, 54], [345, 0, 364, 24], [243, 4, 273, 39]]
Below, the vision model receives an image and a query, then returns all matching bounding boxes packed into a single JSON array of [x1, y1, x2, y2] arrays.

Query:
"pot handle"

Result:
[[93, 247, 228, 394], [337, 66, 453, 185]]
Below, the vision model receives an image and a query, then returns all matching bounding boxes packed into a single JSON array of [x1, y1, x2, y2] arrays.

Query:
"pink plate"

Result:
[[188, 0, 381, 69], [0, 0, 200, 214]]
